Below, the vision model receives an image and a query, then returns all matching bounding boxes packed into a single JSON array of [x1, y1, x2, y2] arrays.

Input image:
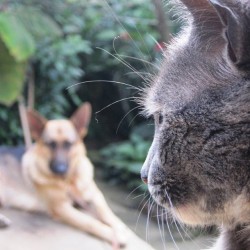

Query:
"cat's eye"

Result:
[[155, 113, 163, 125]]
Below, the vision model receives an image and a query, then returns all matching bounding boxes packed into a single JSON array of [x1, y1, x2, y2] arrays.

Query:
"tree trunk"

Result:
[[151, 0, 170, 43]]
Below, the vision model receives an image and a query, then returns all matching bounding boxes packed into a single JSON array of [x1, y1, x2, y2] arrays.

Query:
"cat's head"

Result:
[[141, 0, 250, 228]]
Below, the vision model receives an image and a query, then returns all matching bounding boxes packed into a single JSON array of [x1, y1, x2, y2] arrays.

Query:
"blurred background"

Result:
[[0, 0, 181, 191]]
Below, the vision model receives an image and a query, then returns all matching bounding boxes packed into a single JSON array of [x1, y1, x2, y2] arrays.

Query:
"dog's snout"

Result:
[[50, 161, 68, 176]]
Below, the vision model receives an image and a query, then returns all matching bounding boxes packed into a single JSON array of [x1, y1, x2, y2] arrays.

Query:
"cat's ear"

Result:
[[179, 0, 224, 50], [209, 0, 250, 70], [180, 0, 214, 15], [180, 0, 223, 31]]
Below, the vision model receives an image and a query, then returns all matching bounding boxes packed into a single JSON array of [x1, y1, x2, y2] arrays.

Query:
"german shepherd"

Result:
[[0, 103, 127, 249]]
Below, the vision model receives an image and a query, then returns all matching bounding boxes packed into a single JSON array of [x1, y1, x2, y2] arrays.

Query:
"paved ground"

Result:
[[0, 209, 155, 250], [0, 147, 215, 250], [95, 172, 215, 250]]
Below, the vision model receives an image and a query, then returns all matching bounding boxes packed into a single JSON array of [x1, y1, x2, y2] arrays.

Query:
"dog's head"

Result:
[[141, 0, 250, 227], [27, 103, 91, 177]]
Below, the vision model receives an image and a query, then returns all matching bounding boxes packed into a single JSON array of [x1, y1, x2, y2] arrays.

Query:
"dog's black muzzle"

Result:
[[50, 160, 69, 176]]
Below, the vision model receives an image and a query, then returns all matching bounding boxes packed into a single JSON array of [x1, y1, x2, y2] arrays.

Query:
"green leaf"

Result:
[[127, 162, 143, 174], [0, 12, 35, 61], [96, 30, 118, 41], [0, 40, 26, 106], [114, 142, 135, 158], [134, 141, 151, 161], [13, 6, 62, 43]]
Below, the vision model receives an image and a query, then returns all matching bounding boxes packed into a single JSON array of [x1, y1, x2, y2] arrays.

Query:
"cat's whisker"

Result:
[[135, 194, 150, 232], [126, 184, 145, 200], [116, 106, 140, 134], [173, 216, 187, 243], [156, 204, 167, 250], [148, 34, 165, 54], [165, 190, 199, 246], [162, 190, 179, 249], [124, 72, 153, 79], [161, 207, 167, 250], [164, 190, 186, 242], [112, 36, 152, 74], [96, 47, 148, 82], [102, 0, 150, 66], [95, 97, 136, 115], [132, 193, 147, 200], [66, 79, 141, 91], [128, 113, 141, 128], [165, 211, 180, 250], [119, 55, 159, 69], [146, 197, 154, 243]]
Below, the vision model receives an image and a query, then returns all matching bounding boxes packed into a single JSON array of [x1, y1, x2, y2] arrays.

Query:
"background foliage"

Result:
[[0, 0, 180, 187]]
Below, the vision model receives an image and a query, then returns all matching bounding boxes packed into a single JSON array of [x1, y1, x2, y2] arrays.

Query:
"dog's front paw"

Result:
[[113, 224, 129, 249], [0, 214, 11, 228], [111, 233, 127, 250]]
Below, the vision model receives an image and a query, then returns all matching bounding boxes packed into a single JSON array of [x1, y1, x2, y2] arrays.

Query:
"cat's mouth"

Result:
[[149, 183, 208, 225], [148, 183, 171, 207], [148, 180, 212, 226], [148, 174, 199, 206], [148, 181, 243, 227]]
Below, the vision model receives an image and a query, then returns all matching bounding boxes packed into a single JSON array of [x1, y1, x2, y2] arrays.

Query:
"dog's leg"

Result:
[[0, 214, 11, 228], [50, 201, 121, 248], [1, 188, 45, 213], [0, 197, 11, 228], [86, 183, 128, 246]]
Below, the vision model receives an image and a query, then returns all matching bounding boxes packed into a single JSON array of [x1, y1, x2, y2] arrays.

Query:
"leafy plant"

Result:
[[34, 35, 92, 117], [0, 0, 180, 147], [0, 3, 62, 106], [0, 12, 33, 105], [93, 123, 154, 192], [0, 0, 92, 143], [0, 40, 26, 106]]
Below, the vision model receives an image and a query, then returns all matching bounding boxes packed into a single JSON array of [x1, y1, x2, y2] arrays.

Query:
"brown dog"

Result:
[[0, 103, 127, 248]]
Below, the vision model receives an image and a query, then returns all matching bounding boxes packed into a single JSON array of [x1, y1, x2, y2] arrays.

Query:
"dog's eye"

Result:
[[47, 141, 56, 150], [62, 141, 72, 150]]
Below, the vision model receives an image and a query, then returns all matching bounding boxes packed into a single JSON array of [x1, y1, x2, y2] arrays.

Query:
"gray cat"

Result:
[[140, 0, 250, 249]]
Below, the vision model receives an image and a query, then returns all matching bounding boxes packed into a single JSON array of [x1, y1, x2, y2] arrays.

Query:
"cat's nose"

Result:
[[141, 174, 148, 184], [141, 151, 153, 184], [141, 171, 148, 184], [141, 140, 156, 185]]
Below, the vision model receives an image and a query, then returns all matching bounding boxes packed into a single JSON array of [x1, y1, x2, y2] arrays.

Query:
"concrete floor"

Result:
[[96, 174, 216, 250]]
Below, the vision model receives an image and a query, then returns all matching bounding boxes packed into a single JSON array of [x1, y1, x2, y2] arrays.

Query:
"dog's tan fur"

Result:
[[0, 103, 127, 248]]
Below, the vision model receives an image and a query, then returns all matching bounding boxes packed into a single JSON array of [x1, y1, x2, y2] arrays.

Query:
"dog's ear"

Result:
[[209, 0, 250, 70], [26, 109, 47, 140], [70, 102, 92, 138]]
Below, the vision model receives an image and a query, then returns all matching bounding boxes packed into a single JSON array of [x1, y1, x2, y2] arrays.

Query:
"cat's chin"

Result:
[[170, 204, 211, 226], [149, 185, 211, 226], [152, 198, 210, 226]]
